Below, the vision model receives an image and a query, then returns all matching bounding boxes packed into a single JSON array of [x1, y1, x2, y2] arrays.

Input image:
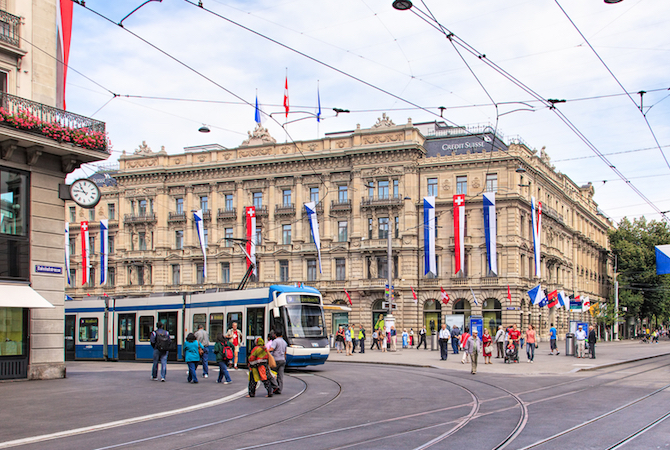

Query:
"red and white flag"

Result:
[[344, 289, 352, 306], [582, 296, 591, 312], [411, 286, 418, 305], [507, 285, 512, 305], [440, 286, 450, 305], [81, 221, 90, 286], [453, 194, 465, 274], [245, 207, 257, 276], [283, 76, 289, 118]]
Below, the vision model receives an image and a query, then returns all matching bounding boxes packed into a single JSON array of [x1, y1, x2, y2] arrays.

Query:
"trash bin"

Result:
[[431, 333, 437, 351], [565, 333, 575, 356], [330, 334, 334, 349]]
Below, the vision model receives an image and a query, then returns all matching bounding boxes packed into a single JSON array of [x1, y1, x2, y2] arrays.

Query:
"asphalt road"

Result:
[[2, 357, 670, 450]]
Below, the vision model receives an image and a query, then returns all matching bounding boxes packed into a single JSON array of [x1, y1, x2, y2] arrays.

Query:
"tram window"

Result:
[[209, 313, 224, 341], [227, 312, 242, 331], [193, 314, 206, 333], [139, 316, 154, 342], [79, 318, 99, 342]]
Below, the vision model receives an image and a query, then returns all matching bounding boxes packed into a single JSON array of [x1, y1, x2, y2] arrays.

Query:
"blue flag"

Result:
[[527, 284, 545, 306], [317, 88, 321, 122], [255, 95, 261, 124], [656, 245, 670, 275]]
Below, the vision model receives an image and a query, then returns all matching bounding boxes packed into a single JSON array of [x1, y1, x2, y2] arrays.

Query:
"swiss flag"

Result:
[[440, 287, 450, 305], [283, 76, 289, 118]]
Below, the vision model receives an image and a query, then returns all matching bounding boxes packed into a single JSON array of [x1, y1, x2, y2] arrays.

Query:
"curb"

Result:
[[575, 351, 670, 372]]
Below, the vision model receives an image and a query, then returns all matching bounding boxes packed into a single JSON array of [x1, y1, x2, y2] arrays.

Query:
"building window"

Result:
[[456, 176, 467, 195], [310, 187, 319, 203], [282, 189, 291, 206], [69, 206, 76, 223], [107, 203, 115, 220], [253, 192, 263, 208], [108, 235, 115, 254], [378, 217, 389, 239], [202, 229, 208, 247], [69, 269, 76, 285], [176, 198, 184, 214], [377, 257, 388, 279], [427, 178, 438, 197], [378, 180, 389, 199], [256, 227, 262, 245], [282, 224, 291, 245], [395, 216, 399, 239], [367, 181, 374, 199], [225, 228, 233, 247], [170, 264, 180, 285], [368, 218, 373, 240], [89, 236, 96, 256], [336, 258, 346, 280], [138, 199, 147, 216], [221, 262, 230, 283], [108, 267, 116, 286], [89, 209, 95, 221], [338, 221, 348, 242], [196, 264, 204, 284], [150, 199, 154, 214], [393, 179, 399, 198], [176, 230, 184, 249], [88, 268, 96, 288], [200, 196, 208, 212], [129, 200, 136, 215], [225, 194, 233, 210], [338, 185, 348, 202], [486, 174, 498, 192], [138, 232, 146, 251], [137, 266, 145, 286], [307, 259, 317, 281], [279, 260, 289, 282], [69, 238, 76, 256]]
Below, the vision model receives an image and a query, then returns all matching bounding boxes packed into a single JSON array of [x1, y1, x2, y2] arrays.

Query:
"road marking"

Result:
[[0, 388, 247, 449]]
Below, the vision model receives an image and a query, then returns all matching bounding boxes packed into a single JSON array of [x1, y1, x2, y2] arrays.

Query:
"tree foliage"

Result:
[[608, 217, 670, 321]]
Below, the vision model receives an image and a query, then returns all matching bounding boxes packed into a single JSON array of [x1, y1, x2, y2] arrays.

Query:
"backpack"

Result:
[[222, 345, 233, 361], [155, 330, 170, 352]]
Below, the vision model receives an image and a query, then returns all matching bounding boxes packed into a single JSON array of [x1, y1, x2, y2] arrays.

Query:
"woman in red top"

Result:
[[460, 327, 471, 364], [482, 328, 493, 364]]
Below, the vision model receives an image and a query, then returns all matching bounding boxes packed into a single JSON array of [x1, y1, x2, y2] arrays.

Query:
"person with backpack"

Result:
[[213, 333, 232, 384], [150, 321, 171, 382]]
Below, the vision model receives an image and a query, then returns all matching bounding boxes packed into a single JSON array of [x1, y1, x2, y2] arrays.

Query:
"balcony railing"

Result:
[[217, 208, 236, 221], [301, 202, 323, 216], [275, 203, 296, 216], [202, 210, 211, 221], [0, 9, 20, 47], [249, 205, 268, 217], [331, 199, 352, 212], [361, 194, 403, 208], [124, 213, 156, 224], [0, 92, 108, 153], [168, 212, 186, 222]]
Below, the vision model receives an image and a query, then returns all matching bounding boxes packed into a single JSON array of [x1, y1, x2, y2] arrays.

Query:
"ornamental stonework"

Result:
[[362, 133, 404, 145], [372, 113, 395, 128]]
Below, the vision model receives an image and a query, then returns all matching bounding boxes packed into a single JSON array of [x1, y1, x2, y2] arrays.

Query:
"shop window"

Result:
[[0, 308, 26, 356]]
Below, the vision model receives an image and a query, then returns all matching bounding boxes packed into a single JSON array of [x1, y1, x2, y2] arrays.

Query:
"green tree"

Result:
[[609, 217, 670, 325]]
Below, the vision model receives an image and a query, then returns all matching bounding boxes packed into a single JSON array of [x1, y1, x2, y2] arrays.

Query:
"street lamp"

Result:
[[604, 0, 623, 3], [392, 0, 413, 10]]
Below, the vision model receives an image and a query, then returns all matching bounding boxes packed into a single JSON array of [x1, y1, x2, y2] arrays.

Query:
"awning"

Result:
[[324, 304, 352, 313], [0, 283, 55, 308]]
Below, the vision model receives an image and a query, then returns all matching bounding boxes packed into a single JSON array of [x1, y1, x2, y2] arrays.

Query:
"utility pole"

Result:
[[614, 255, 619, 341]]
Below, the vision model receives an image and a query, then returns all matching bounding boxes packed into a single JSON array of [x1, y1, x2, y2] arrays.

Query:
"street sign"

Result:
[[382, 302, 398, 310], [570, 300, 582, 310]]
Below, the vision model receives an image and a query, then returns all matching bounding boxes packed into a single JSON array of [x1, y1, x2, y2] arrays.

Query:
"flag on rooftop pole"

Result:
[[423, 196, 436, 276], [411, 286, 418, 305], [304, 202, 322, 273], [245, 206, 257, 276], [316, 84, 322, 122], [254, 93, 262, 124], [194, 210, 207, 280], [656, 245, 670, 274], [81, 221, 90, 286], [100, 219, 108, 286], [453, 194, 465, 274], [283, 74, 289, 118], [469, 286, 479, 306], [483, 192, 497, 276], [65, 222, 71, 285], [527, 284, 545, 306]]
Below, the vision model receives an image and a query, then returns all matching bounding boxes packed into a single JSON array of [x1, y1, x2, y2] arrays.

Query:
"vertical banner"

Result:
[[344, 289, 352, 306], [483, 192, 497, 276], [100, 219, 108, 285], [453, 194, 465, 274], [531, 196, 542, 278], [81, 221, 90, 286], [57, 0, 73, 109], [423, 196, 436, 276], [304, 202, 322, 273], [65, 223, 71, 285], [245, 206, 257, 276], [194, 210, 207, 280], [411, 286, 418, 305]]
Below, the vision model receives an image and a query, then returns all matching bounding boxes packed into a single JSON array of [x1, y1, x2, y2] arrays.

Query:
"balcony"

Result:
[[168, 212, 186, 222], [0, 9, 20, 47], [124, 213, 157, 224], [275, 203, 296, 217], [0, 92, 108, 154], [301, 202, 323, 216], [217, 208, 236, 221], [542, 205, 564, 224], [250, 205, 269, 217], [361, 194, 403, 209], [331, 199, 352, 212], [202, 210, 211, 221]]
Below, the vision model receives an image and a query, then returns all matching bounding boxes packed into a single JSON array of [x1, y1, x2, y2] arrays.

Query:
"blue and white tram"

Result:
[[64, 285, 330, 367]]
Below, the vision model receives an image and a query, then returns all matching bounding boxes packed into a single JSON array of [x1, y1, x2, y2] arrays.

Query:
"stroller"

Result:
[[504, 341, 519, 363]]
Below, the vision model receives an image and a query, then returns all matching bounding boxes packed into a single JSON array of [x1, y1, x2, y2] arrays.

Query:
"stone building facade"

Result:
[[65, 116, 612, 340]]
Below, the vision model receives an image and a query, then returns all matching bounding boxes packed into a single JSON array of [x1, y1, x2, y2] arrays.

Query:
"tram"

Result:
[[64, 285, 329, 367]]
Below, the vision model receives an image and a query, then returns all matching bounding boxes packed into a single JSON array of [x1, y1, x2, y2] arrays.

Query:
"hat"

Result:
[[473, 329, 478, 334], [578, 325, 582, 329]]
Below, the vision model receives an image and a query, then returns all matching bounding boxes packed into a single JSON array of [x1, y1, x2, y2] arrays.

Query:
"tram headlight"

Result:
[[290, 344, 304, 348]]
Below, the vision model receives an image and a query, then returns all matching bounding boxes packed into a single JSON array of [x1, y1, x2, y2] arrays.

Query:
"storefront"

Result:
[[453, 299, 472, 329], [482, 298, 502, 336], [423, 299, 441, 334]]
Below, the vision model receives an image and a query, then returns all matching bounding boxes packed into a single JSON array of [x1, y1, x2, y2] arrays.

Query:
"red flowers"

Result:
[[0, 107, 110, 153]]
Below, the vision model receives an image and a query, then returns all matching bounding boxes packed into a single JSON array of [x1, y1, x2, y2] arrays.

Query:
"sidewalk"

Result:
[[328, 339, 670, 375]]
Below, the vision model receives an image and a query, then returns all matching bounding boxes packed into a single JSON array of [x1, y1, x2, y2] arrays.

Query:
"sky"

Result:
[[64, 0, 670, 224]]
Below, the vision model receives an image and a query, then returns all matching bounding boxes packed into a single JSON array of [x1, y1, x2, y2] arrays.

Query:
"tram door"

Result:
[[246, 307, 265, 360], [118, 314, 136, 360], [65, 315, 75, 361], [158, 312, 179, 361]]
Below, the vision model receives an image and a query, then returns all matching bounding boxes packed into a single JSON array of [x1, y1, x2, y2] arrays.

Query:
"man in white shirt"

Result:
[[575, 325, 587, 358], [194, 325, 210, 378], [438, 323, 450, 360]]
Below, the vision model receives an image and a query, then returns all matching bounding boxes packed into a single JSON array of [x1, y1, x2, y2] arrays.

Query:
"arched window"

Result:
[[453, 299, 471, 330], [482, 298, 502, 336], [423, 299, 441, 334]]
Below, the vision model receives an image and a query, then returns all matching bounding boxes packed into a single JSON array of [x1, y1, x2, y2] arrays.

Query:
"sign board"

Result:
[[444, 314, 464, 332], [35, 265, 62, 275], [506, 307, 517, 310], [382, 302, 398, 311], [570, 300, 582, 310], [469, 315, 484, 339], [424, 132, 508, 158]]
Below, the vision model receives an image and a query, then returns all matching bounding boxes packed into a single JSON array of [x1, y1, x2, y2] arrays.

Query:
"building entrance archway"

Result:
[[483, 298, 502, 336], [423, 299, 441, 335]]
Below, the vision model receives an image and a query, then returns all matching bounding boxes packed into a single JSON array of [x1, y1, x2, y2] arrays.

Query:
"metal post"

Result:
[[386, 226, 395, 338], [614, 279, 619, 341]]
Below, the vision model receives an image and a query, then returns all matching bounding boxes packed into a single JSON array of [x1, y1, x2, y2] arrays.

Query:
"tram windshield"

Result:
[[283, 304, 326, 339]]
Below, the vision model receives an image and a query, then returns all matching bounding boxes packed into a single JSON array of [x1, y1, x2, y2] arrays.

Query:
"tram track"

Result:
[[605, 409, 670, 450]]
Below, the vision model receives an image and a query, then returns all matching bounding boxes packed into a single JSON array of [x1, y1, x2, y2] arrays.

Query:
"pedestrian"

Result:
[[270, 329, 287, 394], [358, 325, 366, 353], [390, 326, 397, 352], [417, 326, 427, 349], [336, 325, 345, 353], [409, 328, 414, 347], [495, 325, 505, 358], [213, 333, 232, 384], [194, 324, 210, 379], [184, 332, 204, 384], [575, 325, 587, 358], [519, 327, 526, 350], [402, 328, 409, 348], [548, 323, 559, 355], [525, 324, 536, 363], [225, 321, 244, 370], [345, 325, 353, 356], [588, 325, 597, 359], [371, 329, 380, 350], [460, 327, 471, 364], [482, 328, 493, 364], [150, 321, 171, 382], [247, 337, 275, 398], [381, 329, 387, 353], [465, 329, 482, 374], [438, 323, 450, 360], [450, 325, 461, 354], [265, 331, 275, 350], [350, 325, 358, 353], [508, 324, 521, 355]]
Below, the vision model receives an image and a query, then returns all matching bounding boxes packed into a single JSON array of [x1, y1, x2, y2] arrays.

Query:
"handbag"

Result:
[[535, 343, 538, 349], [484, 345, 493, 354], [267, 352, 277, 369], [198, 346, 204, 356]]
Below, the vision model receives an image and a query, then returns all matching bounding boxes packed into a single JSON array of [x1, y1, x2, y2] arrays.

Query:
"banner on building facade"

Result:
[[245, 206, 257, 276], [194, 210, 207, 280], [81, 221, 90, 286], [304, 202, 322, 273], [483, 192, 497, 276], [531, 196, 542, 278], [557, 290, 569, 310], [100, 219, 108, 285], [65, 223, 71, 285], [527, 284, 545, 306], [453, 194, 465, 274], [423, 196, 436, 276]]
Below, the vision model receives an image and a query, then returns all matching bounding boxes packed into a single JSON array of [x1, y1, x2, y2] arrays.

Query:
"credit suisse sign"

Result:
[[424, 133, 508, 158]]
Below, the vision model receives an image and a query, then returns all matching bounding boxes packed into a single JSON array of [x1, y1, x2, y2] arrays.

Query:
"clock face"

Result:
[[70, 179, 101, 208]]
